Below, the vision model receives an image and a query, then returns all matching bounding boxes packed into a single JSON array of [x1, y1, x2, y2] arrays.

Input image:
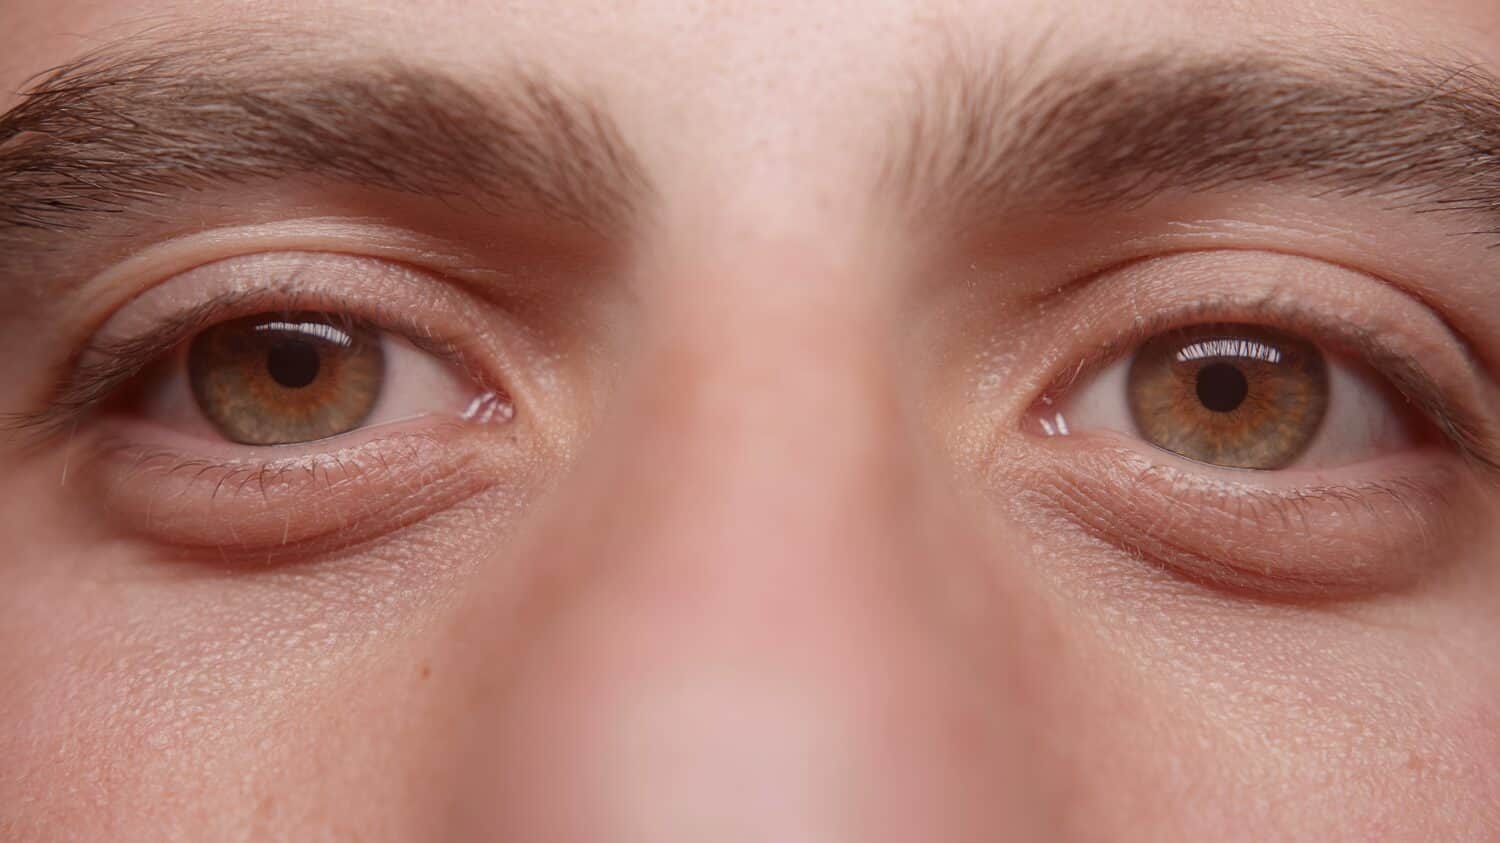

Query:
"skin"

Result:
[[3, 0, 1500, 840]]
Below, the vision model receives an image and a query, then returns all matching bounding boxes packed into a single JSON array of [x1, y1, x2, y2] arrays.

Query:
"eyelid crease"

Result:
[[1032, 294, 1500, 477], [2, 283, 495, 446]]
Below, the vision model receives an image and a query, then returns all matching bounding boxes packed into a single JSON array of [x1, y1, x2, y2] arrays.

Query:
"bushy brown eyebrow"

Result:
[[0, 29, 647, 245], [886, 48, 1500, 236], [11, 32, 1500, 264]]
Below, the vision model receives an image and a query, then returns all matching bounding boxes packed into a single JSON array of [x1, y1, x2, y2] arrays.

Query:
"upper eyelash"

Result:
[[2, 286, 490, 445], [1034, 295, 1500, 475], [9, 291, 262, 441]]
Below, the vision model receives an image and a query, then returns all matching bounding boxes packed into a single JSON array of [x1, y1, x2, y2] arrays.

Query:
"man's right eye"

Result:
[[25, 251, 535, 561], [185, 313, 391, 446], [135, 310, 510, 447]]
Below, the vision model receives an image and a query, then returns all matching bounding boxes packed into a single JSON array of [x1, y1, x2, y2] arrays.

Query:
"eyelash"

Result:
[[9, 285, 502, 445], [1029, 294, 1500, 474]]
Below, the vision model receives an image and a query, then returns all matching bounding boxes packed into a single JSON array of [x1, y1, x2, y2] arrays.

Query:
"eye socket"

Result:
[[1038, 322, 1418, 470], [128, 309, 512, 447], [14, 250, 547, 561]]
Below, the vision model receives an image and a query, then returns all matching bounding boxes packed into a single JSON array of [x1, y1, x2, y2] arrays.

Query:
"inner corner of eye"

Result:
[[1025, 389, 1074, 438], [457, 389, 516, 426], [1026, 354, 1134, 440]]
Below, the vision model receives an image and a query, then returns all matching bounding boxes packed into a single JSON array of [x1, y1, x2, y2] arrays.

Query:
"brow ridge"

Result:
[[886, 47, 1500, 236], [0, 29, 647, 244]]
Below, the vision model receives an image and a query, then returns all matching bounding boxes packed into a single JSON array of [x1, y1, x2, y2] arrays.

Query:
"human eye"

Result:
[[1045, 322, 1404, 471], [16, 251, 526, 562], [1012, 250, 1500, 598], [128, 309, 509, 446]]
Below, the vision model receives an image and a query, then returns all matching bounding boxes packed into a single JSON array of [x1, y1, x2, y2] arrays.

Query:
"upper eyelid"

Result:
[[15, 217, 555, 371]]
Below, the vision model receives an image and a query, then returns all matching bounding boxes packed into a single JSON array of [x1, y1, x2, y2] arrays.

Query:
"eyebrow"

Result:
[[886, 48, 1500, 236], [0, 31, 647, 252]]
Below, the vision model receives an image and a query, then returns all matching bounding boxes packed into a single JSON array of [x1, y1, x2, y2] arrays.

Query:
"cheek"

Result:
[[1450, 694, 1500, 802], [0, 464, 508, 836], [1427, 619, 1500, 828], [0, 563, 442, 838], [977, 493, 1500, 836]]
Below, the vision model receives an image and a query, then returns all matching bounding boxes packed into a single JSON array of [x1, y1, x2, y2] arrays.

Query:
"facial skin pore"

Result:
[[3, 1, 1500, 840]]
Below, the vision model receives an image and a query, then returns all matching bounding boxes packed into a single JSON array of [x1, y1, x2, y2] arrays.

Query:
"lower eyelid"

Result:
[[1001, 435, 1476, 598], [79, 425, 520, 562]]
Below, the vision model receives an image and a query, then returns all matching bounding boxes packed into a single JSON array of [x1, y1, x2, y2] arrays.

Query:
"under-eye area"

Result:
[[1015, 437, 1477, 597], [79, 428, 510, 562]]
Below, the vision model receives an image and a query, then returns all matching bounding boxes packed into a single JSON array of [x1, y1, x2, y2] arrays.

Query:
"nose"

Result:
[[434, 257, 1059, 841]]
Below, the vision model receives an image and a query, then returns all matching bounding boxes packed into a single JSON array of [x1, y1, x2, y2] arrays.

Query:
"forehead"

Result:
[[8, 0, 1500, 108], [4, 0, 1500, 239]]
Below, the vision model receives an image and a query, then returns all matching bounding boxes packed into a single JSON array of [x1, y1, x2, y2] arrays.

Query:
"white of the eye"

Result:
[[1295, 360, 1410, 466], [1045, 347, 1412, 468], [361, 336, 508, 428], [1043, 355, 1132, 437]]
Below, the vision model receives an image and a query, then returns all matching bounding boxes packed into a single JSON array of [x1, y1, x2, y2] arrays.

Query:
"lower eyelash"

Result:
[[76, 424, 507, 563], [1001, 437, 1474, 599]]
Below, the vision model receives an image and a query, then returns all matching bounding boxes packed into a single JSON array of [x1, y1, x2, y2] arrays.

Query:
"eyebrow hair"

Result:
[[0, 30, 647, 249], [886, 48, 1500, 236]]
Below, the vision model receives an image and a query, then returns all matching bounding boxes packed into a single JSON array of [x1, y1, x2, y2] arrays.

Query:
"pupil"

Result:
[[1196, 362, 1249, 413], [266, 339, 322, 389]]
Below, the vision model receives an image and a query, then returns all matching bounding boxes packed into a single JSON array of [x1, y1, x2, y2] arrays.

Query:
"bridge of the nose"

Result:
[[422, 247, 1064, 841]]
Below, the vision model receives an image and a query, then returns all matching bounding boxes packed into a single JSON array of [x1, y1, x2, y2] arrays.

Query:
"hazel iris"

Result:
[[1127, 324, 1329, 469], [188, 313, 385, 445]]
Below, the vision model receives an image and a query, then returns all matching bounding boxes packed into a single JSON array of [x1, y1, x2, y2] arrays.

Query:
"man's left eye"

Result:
[[1038, 322, 1418, 470]]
